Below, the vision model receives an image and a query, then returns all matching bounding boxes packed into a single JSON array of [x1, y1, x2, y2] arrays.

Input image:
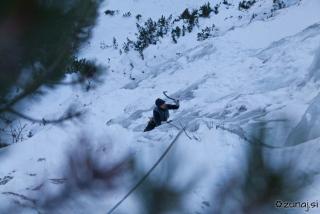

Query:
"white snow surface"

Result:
[[1, 0, 320, 213]]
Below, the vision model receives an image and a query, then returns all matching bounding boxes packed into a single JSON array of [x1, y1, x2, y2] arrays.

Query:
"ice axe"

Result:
[[163, 91, 176, 101]]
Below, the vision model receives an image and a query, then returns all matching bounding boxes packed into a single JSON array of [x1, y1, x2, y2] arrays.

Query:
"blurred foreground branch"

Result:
[[0, 0, 104, 129]]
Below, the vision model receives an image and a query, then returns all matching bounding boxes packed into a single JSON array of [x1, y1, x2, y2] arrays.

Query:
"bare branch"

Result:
[[202, 117, 214, 130], [15, 120, 27, 142], [7, 108, 82, 124], [3, 120, 28, 143], [179, 123, 192, 139], [166, 122, 180, 130]]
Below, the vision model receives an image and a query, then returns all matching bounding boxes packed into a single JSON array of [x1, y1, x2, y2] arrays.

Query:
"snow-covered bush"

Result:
[[113, 37, 118, 49], [199, 2, 213, 18], [223, 0, 232, 6], [213, 3, 220, 14], [122, 37, 134, 53], [176, 8, 199, 33], [197, 24, 215, 41], [157, 15, 172, 37], [105, 10, 119, 15], [121, 15, 173, 57], [188, 10, 199, 32], [100, 42, 109, 49], [238, 0, 256, 10], [179, 8, 192, 20], [198, 2, 219, 17], [136, 14, 142, 21], [65, 56, 94, 76], [171, 26, 181, 43], [123, 11, 131, 17], [134, 18, 158, 57], [182, 25, 186, 36], [272, 0, 286, 12]]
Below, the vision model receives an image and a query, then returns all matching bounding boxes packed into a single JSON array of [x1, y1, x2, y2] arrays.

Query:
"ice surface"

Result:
[[286, 93, 320, 146], [2, 0, 320, 213]]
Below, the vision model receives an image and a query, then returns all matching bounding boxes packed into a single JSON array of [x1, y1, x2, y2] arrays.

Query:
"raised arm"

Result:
[[167, 104, 179, 110]]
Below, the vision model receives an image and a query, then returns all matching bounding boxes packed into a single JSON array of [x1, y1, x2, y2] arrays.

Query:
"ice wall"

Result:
[[307, 45, 320, 82], [286, 93, 320, 146]]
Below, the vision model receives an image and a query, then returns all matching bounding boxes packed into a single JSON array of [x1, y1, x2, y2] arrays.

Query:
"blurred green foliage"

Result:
[[0, 0, 103, 129]]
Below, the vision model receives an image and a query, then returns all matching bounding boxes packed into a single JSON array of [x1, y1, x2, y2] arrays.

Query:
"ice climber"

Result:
[[144, 98, 180, 132]]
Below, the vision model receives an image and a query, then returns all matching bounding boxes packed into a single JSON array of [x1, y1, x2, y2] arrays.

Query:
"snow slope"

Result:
[[1, 0, 320, 213]]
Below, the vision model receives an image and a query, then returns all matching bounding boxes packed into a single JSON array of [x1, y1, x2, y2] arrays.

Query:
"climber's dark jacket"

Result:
[[152, 104, 179, 126]]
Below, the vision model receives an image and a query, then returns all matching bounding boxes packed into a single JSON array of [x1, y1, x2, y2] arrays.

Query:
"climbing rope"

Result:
[[107, 129, 184, 214], [165, 121, 180, 130]]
